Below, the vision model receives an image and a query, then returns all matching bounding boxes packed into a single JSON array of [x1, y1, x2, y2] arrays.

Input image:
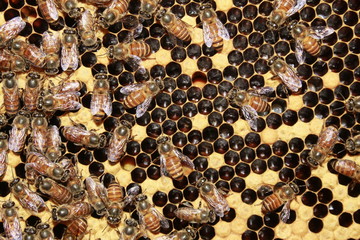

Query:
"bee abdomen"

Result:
[[249, 96, 269, 113], [129, 41, 151, 58], [124, 91, 146, 109], [212, 37, 224, 52], [4, 90, 20, 115], [303, 36, 320, 56], [279, 0, 296, 12], [261, 194, 282, 214], [333, 160, 357, 179], [145, 214, 161, 233], [168, 24, 191, 42], [107, 183, 123, 202], [166, 156, 184, 181]]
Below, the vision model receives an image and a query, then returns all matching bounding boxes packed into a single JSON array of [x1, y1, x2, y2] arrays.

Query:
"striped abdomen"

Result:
[[3, 85, 20, 115], [165, 155, 184, 181], [124, 89, 147, 109], [261, 194, 283, 214], [107, 182, 123, 202], [24, 87, 40, 111], [114, 0, 130, 16], [278, 0, 296, 12], [209, 23, 224, 52], [166, 20, 191, 42], [144, 212, 161, 233], [302, 36, 320, 56], [129, 41, 151, 58], [66, 218, 88, 237], [333, 160, 360, 181], [249, 96, 269, 113], [23, 45, 46, 67]]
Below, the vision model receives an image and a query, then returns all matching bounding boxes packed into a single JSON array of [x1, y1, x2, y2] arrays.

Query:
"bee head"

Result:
[[2, 200, 15, 209], [155, 77, 164, 90], [24, 226, 37, 235], [345, 97, 354, 112], [69, 7, 84, 18], [11, 40, 23, 52], [57, 207, 69, 218], [345, 139, 355, 153], [267, 56, 280, 67], [208, 209, 217, 223], [289, 182, 300, 194], [306, 151, 320, 168], [125, 218, 138, 227], [13, 56, 27, 72], [156, 8, 166, 20], [156, 136, 170, 145], [196, 177, 207, 188], [39, 228, 52, 239], [266, 19, 278, 30], [185, 227, 197, 238], [120, 120, 132, 129]]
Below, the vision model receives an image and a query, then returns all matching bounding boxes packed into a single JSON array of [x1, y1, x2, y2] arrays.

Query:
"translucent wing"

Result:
[[201, 186, 229, 217], [0, 17, 26, 42], [0, 149, 7, 177], [20, 187, 47, 213], [136, 96, 152, 118], [286, 0, 307, 16], [273, 0, 282, 9], [46, 0, 59, 21], [295, 39, 306, 64], [61, 43, 79, 71], [241, 105, 260, 131], [151, 207, 170, 228], [3, 212, 22, 240], [203, 21, 213, 48], [277, 64, 302, 92], [173, 149, 195, 169], [159, 154, 169, 177], [309, 26, 335, 40], [215, 18, 230, 40], [254, 86, 275, 96], [9, 127, 27, 152], [120, 83, 145, 96], [133, 23, 144, 38], [280, 201, 291, 222], [155, 235, 175, 240]]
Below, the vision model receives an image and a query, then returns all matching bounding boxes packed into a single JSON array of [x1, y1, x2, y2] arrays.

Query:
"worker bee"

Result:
[[267, 0, 306, 30], [289, 21, 334, 64], [9, 111, 31, 153], [36, 176, 73, 205], [58, 157, 85, 201], [331, 159, 360, 182], [106, 179, 124, 227], [345, 96, 360, 114], [23, 72, 42, 112], [23, 226, 37, 240], [307, 125, 338, 168], [55, 0, 83, 18], [77, 10, 98, 50], [85, 0, 112, 7], [37, 0, 60, 25], [10, 40, 46, 68], [30, 111, 48, 153], [0, 133, 8, 179], [1, 201, 22, 240], [174, 202, 216, 224], [62, 124, 107, 149], [196, 177, 230, 217], [42, 31, 61, 75], [0, 16, 26, 48], [37, 91, 81, 112], [91, 73, 112, 123], [108, 40, 152, 64], [107, 120, 132, 164], [10, 178, 47, 213], [135, 194, 169, 234], [63, 218, 88, 239], [46, 125, 63, 161], [268, 56, 302, 93], [345, 135, 360, 154], [157, 136, 195, 181], [120, 77, 164, 118], [52, 202, 93, 221], [0, 49, 29, 72], [156, 8, 191, 42], [118, 218, 142, 240], [261, 182, 299, 222], [139, 0, 159, 20], [26, 151, 69, 182], [227, 87, 273, 130], [98, 0, 130, 28], [37, 223, 54, 240], [155, 227, 196, 240], [2, 72, 21, 116], [51, 79, 85, 94], [85, 176, 109, 215], [199, 3, 230, 52], [61, 28, 79, 72]]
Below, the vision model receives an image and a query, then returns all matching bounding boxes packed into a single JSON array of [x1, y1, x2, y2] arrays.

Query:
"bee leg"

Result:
[[182, 201, 194, 208], [218, 187, 230, 197]]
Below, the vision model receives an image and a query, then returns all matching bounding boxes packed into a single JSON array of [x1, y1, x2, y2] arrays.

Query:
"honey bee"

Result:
[[156, 8, 191, 42], [23, 226, 37, 240], [63, 218, 88, 239], [345, 96, 360, 114], [37, 223, 54, 240], [61, 28, 79, 72], [77, 10, 98, 50], [85, 0, 112, 7], [1, 201, 22, 240], [46, 125, 63, 161], [36, 176, 73, 205], [289, 21, 334, 64], [10, 178, 47, 213], [0, 49, 29, 72], [26, 151, 70, 182], [307, 125, 338, 168], [331, 159, 360, 182], [108, 40, 151, 64], [50, 79, 85, 94], [58, 157, 85, 201], [9, 111, 31, 153], [98, 0, 131, 28], [199, 3, 230, 52], [155, 227, 196, 240], [91, 73, 112, 123], [139, 0, 159, 20], [0, 16, 26, 48], [0, 133, 8, 179], [106, 179, 124, 228], [37, 0, 60, 25], [52, 202, 93, 221], [42, 31, 61, 75], [118, 218, 142, 240], [174, 202, 216, 224], [23, 72, 42, 112], [2, 72, 21, 116], [268, 56, 302, 93], [55, 0, 83, 18], [62, 124, 107, 149], [157, 136, 195, 181], [261, 182, 299, 222], [227, 87, 273, 130], [135, 194, 169, 234], [120, 77, 164, 118], [266, 0, 306, 30], [345, 135, 360, 154], [30, 111, 48, 153], [10, 40, 46, 68], [196, 177, 230, 217], [85, 176, 109, 215], [107, 120, 132, 164], [37, 91, 81, 112]]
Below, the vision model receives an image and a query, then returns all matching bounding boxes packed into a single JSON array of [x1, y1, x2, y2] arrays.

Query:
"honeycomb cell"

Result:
[[354, 209, 360, 224], [247, 215, 263, 231], [228, 50, 244, 66], [313, 203, 328, 218], [241, 189, 257, 205], [301, 191, 317, 206], [251, 159, 267, 174], [235, 162, 251, 178], [193, 157, 208, 172], [171, 47, 186, 62], [295, 164, 311, 180], [163, 204, 177, 219], [89, 162, 104, 176], [147, 165, 161, 180], [183, 102, 198, 117], [198, 100, 213, 115], [344, 54, 359, 70], [199, 225, 215, 240], [207, 112, 222, 127], [339, 212, 353, 227], [282, 110, 298, 126], [183, 186, 199, 201], [266, 113, 282, 129], [230, 177, 245, 193]]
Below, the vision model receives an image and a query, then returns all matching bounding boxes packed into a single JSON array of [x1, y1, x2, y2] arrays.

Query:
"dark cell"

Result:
[[223, 66, 238, 81], [78, 150, 93, 165], [354, 209, 360, 223], [228, 50, 243, 66], [295, 164, 311, 180], [172, 132, 187, 147], [88, 162, 104, 176], [185, 44, 201, 60], [176, 75, 191, 91], [242, 230, 257, 240], [258, 227, 275, 240], [203, 168, 219, 183], [198, 142, 214, 156], [313, 204, 328, 218], [349, 38, 360, 54], [185, 2, 200, 16], [160, 34, 176, 50], [328, 57, 344, 72], [332, 0, 347, 14], [219, 124, 234, 139], [141, 137, 157, 154], [198, 100, 213, 115], [268, 156, 283, 172], [187, 86, 202, 103], [0, 182, 9, 197], [145, 123, 161, 138], [350, 81, 360, 95], [274, 41, 290, 57], [197, 57, 212, 72], [297, 64, 312, 80], [171, 89, 187, 105], [66, 142, 82, 154], [93, 148, 108, 162], [162, 204, 177, 220], [194, 157, 208, 172], [228, 135, 244, 151], [238, 62, 254, 78], [343, 11, 358, 26], [219, 166, 234, 180], [308, 76, 323, 92], [81, 52, 97, 68], [230, 177, 245, 193], [223, 108, 239, 124], [53, 224, 66, 239], [214, 138, 229, 154], [339, 212, 353, 227], [177, 117, 192, 133], [186, 130, 202, 145], [199, 225, 215, 240], [146, 38, 160, 53], [264, 213, 280, 229], [226, 23, 238, 39], [247, 215, 263, 231], [241, 189, 257, 205], [344, 54, 359, 70], [152, 191, 168, 207], [202, 44, 217, 57], [166, 62, 181, 78], [259, 44, 274, 60], [151, 108, 167, 123], [171, 47, 186, 62], [4, 9, 21, 22], [183, 186, 199, 201], [228, 7, 242, 23], [233, 35, 248, 50], [172, 176, 189, 190], [202, 84, 218, 100], [255, 59, 270, 74], [329, 200, 343, 215], [333, 43, 349, 57], [330, 101, 345, 116], [235, 162, 251, 178], [245, 132, 261, 148], [266, 113, 282, 129], [208, 112, 223, 127], [256, 144, 271, 159], [149, 24, 165, 38], [341, 113, 356, 128], [244, 48, 259, 63], [183, 102, 198, 117], [264, 30, 279, 45], [251, 159, 267, 174], [253, 17, 267, 33], [243, 4, 257, 20], [182, 144, 197, 158], [307, 177, 322, 192], [338, 27, 353, 42], [202, 127, 218, 142], [318, 88, 334, 104], [298, 107, 314, 123], [272, 140, 288, 156], [207, 69, 222, 84], [299, 7, 315, 22], [312, 61, 328, 76], [156, 93, 171, 108], [349, 0, 360, 10], [136, 153, 151, 168], [147, 165, 161, 180], [279, 167, 294, 182], [240, 147, 256, 163], [238, 19, 253, 35], [317, 188, 333, 204], [340, 69, 354, 85], [188, 171, 202, 186], [301, 191, 317, 206]]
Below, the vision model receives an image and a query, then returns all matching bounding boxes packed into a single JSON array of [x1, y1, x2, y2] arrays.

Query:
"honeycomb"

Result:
[[0, 0, 359, 239]]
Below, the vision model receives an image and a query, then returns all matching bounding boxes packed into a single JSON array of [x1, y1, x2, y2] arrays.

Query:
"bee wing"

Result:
[[277, 64, 302, 92], [155, 236, 174, 240], [0, 17, 26, 41], [241, 105, 260, 131], [0, 149, 8, 177], [151, 207, 170, 228], [202, 187, 229, 217], [20, 187, 47, 213], [47, 125, 62, 147], [3, 213, 22, 240], [9, 127, 27, 152], [96, 181, 109, 206], [286, 0, 307, 16], [215, 18, 230, 40], [133, 23, 144, 38], [310, 26, 335, 40], [103, 93, 113, 116], [280, 201, 291, 222], [159, 154, 169, 177], [136, 96, 153, 118], [120, 83, 145, 96], [90, 94, 101, 116], [203, 21, 213, 48], [254, 86, 275, 96], [61, 43, 79, 71], [173, 149, 195, 169], [46, 0, 60, 21], [295, 39, 306, 64]]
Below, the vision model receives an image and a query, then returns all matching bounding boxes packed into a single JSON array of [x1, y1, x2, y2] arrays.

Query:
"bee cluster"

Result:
[[0, 0, 359, 239]]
